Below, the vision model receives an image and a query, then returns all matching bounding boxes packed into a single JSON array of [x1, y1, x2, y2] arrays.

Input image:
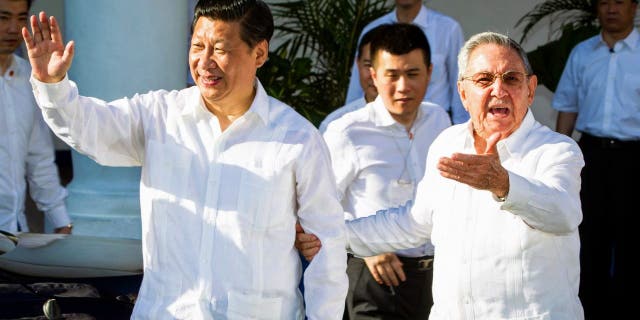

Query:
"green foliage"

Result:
[[259, 0, 393, 126], [515, 0, 599, 91], [527, 25, 598, 91], [515, 0, 596, 44]]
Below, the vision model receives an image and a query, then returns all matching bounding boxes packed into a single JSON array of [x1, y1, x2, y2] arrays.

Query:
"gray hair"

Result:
[[457, 32, 533, 80]]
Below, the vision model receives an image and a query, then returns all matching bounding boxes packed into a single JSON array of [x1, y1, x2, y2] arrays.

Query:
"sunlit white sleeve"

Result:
[[296, 130, 348, 320], [30, 75, 145, 167]]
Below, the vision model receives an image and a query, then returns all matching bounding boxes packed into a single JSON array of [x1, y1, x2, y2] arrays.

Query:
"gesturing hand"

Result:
[[437, 132, 509, 198], [21, 12, 74, 83]]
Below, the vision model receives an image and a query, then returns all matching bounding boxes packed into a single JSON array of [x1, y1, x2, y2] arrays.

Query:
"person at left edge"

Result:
[[22, 0, 348, 319], [0, 0, 71, 234]]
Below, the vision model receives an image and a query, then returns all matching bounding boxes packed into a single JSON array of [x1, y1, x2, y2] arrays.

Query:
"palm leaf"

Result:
[[261, 0, 392, 126], [516, 0, 596, 43]]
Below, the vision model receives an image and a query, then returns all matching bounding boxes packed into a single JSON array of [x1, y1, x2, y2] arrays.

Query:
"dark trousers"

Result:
[[344, 254, 433, 320], [578, 134, 639, 319]]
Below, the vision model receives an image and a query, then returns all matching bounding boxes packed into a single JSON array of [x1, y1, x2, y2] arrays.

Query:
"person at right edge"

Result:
[[552, 0, 639, 319]]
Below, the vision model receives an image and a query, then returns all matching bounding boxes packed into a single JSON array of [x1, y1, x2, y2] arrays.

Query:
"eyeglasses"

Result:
[[460, 71, 530, 88]]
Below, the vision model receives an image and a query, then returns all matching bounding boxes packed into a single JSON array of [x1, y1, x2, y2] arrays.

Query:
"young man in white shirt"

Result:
[[345, 0, 468, 124], [323, 23, 450, 319], [22, 0, 347, 318], [0, 0, 71, 234]]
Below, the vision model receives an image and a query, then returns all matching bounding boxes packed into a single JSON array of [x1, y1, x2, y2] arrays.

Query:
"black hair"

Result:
[[192, 0, 274, 48], [357, 25, 385, 59], [369, 23, 431, 68], [591, 0, 638, 14]]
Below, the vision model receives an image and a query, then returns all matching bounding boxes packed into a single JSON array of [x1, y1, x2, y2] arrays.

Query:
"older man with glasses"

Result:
[[299, 31, 585, 319]]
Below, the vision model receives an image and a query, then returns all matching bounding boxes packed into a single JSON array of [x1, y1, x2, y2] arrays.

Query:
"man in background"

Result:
[[324, 23, 450, 319], [319, 26, 382, 133], [345, 0, 468, 124], [0, 0, 71, 234], [553, 0, 639, 318]]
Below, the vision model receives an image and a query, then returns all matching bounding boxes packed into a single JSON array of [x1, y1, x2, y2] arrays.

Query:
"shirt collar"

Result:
[[390, 4, 428, 28], [2, 54, 21, 79], [464, 109, 535, 157], [370, 96, 424, 130], [183, 79, 270, 126], [596, 27, 640, 51]]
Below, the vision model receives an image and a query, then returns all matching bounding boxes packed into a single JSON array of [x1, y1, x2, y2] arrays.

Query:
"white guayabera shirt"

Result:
[[323, 97, 450, 257], [31, 77, 348, 320], [347, 111, 585, 320]]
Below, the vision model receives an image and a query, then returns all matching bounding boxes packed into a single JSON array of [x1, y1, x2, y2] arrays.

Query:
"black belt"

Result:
[[347, 253, 434, 271], [580, 133, 640, 149]]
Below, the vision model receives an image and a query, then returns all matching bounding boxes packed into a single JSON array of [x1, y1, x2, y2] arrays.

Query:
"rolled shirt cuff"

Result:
[[45, 204, 72, 229]]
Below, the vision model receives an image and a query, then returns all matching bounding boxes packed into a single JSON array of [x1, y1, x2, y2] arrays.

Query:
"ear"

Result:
[[370, 65, 380, 88], [254, 40, 269, 68], [527, 74, 538, 105], [457, 80, 469, 111]]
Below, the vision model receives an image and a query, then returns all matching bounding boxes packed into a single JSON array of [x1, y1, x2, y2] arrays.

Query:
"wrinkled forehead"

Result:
[[467, 44, 526, 73]]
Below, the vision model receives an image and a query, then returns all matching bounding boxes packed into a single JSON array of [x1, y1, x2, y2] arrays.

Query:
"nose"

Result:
[[489, 76, 508, 98], [396, 75, 410, 92], [197, 47, 218, 70], [7, 18, 24, 33]]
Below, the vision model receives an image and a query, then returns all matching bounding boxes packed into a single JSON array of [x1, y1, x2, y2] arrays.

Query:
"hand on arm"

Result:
[[295, 222, 321, 261], [437, 132, 509, 199], [363, 253, 406, 286], [54, 225, 72, 234], [22, 12, 74, 83]]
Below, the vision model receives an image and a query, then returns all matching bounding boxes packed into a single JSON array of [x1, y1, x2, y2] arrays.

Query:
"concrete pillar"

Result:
[[57, 0, 189, 238]]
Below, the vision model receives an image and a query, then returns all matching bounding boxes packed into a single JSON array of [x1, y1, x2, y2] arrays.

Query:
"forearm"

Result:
[[556, 111, 578, 137], [346, 202, 430, 257], [501, 160, 583, 234], [31, 75, 144, 166]]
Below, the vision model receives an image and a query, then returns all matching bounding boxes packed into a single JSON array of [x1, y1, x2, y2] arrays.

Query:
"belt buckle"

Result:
[[418, 258, 433, 271]]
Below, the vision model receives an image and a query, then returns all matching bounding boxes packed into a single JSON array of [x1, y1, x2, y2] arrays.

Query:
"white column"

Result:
[[58, 0, 189, 238]]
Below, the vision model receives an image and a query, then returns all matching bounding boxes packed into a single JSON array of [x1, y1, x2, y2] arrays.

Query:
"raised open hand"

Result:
[[437, 132, 509, 198], [21, 12, 74, 83]]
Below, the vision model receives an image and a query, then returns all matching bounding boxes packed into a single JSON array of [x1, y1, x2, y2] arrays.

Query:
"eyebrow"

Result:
[[384, 67, 421, 72], [0, 10, 28, 16]]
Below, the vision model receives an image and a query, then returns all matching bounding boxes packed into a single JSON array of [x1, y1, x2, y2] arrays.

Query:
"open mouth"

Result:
[[489, 107, 510, 116], [200, 75, 222, 86]]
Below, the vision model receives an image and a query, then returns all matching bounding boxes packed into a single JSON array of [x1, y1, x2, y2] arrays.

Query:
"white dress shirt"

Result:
[[31, 76, 348, 320], [345, 5, 468, 124], [346, 111, 585, 319], [0, 54, 69, 232], [553, 28, 640, 140], [323, 97, 450, 257], [319, 97, 366, 134]]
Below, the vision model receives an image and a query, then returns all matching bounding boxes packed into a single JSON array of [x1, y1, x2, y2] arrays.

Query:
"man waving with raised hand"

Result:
[[23, 1, 348, 319]]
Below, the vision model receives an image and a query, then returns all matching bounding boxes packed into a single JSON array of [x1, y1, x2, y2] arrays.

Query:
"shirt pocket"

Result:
[[145, 139, 193, 200], [227, 290, 283, 320], [236, 163, 288, 231], [621, 73, 640, 115]]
